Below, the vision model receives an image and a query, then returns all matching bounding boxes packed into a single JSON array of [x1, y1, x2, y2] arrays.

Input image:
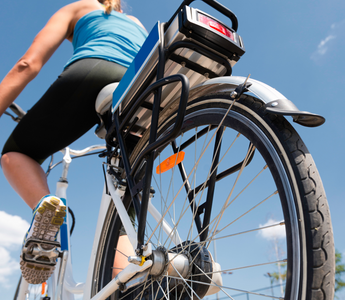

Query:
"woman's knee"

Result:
[[1, 152, 17, 170]]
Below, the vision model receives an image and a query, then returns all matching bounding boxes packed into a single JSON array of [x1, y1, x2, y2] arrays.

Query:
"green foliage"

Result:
[[267, 251, 345, 296], [270, 271, 286, 282], [335, 250, 345, 293], [269, 262, 287, 283]]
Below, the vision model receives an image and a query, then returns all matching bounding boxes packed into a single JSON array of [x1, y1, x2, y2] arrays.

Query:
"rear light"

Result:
[[197, 13, 234, 41]]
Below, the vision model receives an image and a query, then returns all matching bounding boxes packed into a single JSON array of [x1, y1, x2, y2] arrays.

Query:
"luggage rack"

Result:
[[105, 0, 246, 250], [107, 1, 245, 144]]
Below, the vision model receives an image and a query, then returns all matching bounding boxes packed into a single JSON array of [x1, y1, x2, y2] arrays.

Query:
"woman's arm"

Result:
[[0, 4, 76, 117]]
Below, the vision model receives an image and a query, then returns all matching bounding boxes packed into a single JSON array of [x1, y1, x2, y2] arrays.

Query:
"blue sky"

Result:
[[0, 0, 345, 299]]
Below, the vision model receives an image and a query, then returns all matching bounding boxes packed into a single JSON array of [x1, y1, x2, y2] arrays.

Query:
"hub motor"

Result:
[[130, 242, 214, 300]]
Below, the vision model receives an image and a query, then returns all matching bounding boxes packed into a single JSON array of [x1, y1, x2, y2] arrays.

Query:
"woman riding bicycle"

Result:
[[0, 0, 147, 285]]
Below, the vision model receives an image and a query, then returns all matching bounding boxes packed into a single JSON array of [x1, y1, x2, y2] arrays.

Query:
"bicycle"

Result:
[[10, 0, 334, 299]]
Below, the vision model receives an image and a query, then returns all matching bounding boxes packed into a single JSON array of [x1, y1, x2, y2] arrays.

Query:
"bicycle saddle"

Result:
[[95, 82, 119, 139], [95, 82, 119, 115]]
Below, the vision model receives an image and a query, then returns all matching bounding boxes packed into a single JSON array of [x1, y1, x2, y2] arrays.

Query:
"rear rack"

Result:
[[105, 1, 245, 251], [108, 4, 245, 138]]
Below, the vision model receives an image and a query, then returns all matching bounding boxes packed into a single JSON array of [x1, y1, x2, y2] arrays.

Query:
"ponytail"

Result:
[[99, 0, 121, 14]]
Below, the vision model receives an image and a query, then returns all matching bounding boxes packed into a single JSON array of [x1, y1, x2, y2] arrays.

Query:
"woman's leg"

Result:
[[1, 58, 127, 207], [1, 152, 49, 209], [112, 235, 135, 278], [1, 58, 127, 284]]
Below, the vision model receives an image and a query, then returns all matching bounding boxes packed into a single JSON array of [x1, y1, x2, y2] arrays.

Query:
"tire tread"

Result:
[[242, 95, 335, 299]]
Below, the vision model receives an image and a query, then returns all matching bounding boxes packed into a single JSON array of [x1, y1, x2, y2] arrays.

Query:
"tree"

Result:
[[335, 250, 345, 294], [268, 250, 345, 297], [270, 262, 286, 282]]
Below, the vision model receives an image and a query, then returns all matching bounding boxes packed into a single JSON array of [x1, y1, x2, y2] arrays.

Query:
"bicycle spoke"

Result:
[[170, 263, 202, 300], [157, 279, 169, 300], [157, 127, 241, 250], [151, 122, 228, 250], [147, 110, 238, 244], [119, 277, 154, 300], [166, 275, 284, 299], [206, 190, 279, 246], [200, 221, 286, 244], [114, 248, 130, 258], [197, 259, 287, 276], [192, 261, 236, 300], [173, 135, 254, 250], [164, 220, 285, 265], [223, 165, 268, 211], [182, 145, 258, 249], [166, 185, 279, 275], [209, 143, 256, 241], [157, 135, 184, 247]]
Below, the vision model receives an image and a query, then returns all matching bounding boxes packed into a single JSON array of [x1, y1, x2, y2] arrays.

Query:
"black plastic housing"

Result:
[[179, 6, 245, 61]]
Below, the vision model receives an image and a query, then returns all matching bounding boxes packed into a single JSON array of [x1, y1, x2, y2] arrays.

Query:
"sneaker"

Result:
[[20, 195, 66, 284]]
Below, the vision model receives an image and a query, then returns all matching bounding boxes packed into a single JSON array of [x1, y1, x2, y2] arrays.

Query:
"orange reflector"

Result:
[[156, 151, 185, 174], [41, 282, 47, 295]]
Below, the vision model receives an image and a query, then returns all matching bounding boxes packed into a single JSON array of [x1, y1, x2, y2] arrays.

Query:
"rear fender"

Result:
[[188, 76, 325, 127]]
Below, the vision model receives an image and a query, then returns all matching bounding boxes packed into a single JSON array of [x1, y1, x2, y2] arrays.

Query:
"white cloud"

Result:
[[315, 35, 336, 56], [258, 218, 286, 240], [0, 211, 29, 247], [331, 19, 345, 30], [311, 19, 345, 61], [0, 211, 29, 288], [0, 247, 19, 287]]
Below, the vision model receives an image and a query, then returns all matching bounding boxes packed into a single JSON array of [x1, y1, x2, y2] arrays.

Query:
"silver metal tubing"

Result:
[[55, 250, 69, 300], [64, 145, 107, 156]]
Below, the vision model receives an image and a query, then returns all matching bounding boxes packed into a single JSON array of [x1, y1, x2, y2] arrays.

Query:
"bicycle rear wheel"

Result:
[[93, 94, 334, 300]]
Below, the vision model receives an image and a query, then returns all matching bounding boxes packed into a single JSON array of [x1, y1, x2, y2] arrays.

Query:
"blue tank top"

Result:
[[64, 10, 148, 69]]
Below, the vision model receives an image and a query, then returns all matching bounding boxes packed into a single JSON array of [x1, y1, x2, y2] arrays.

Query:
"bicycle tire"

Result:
[[92, 93, 335, 300]]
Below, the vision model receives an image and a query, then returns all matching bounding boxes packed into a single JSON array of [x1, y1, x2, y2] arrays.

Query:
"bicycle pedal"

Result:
[[20, 238, 62, 284], [22, 238, 62, 266]]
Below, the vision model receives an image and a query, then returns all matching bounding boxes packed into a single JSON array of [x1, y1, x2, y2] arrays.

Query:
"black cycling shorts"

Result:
[[2, 58, 127, 164]]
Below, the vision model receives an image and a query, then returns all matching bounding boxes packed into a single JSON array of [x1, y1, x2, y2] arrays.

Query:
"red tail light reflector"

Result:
[[198, 14, 234, 41]]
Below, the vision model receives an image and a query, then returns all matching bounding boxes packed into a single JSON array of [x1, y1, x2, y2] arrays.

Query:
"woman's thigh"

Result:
[[2, 58, 126, 164]]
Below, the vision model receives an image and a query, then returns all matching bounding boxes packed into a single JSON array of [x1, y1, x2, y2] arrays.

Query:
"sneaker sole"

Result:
[[20, 197, 66, 284]]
